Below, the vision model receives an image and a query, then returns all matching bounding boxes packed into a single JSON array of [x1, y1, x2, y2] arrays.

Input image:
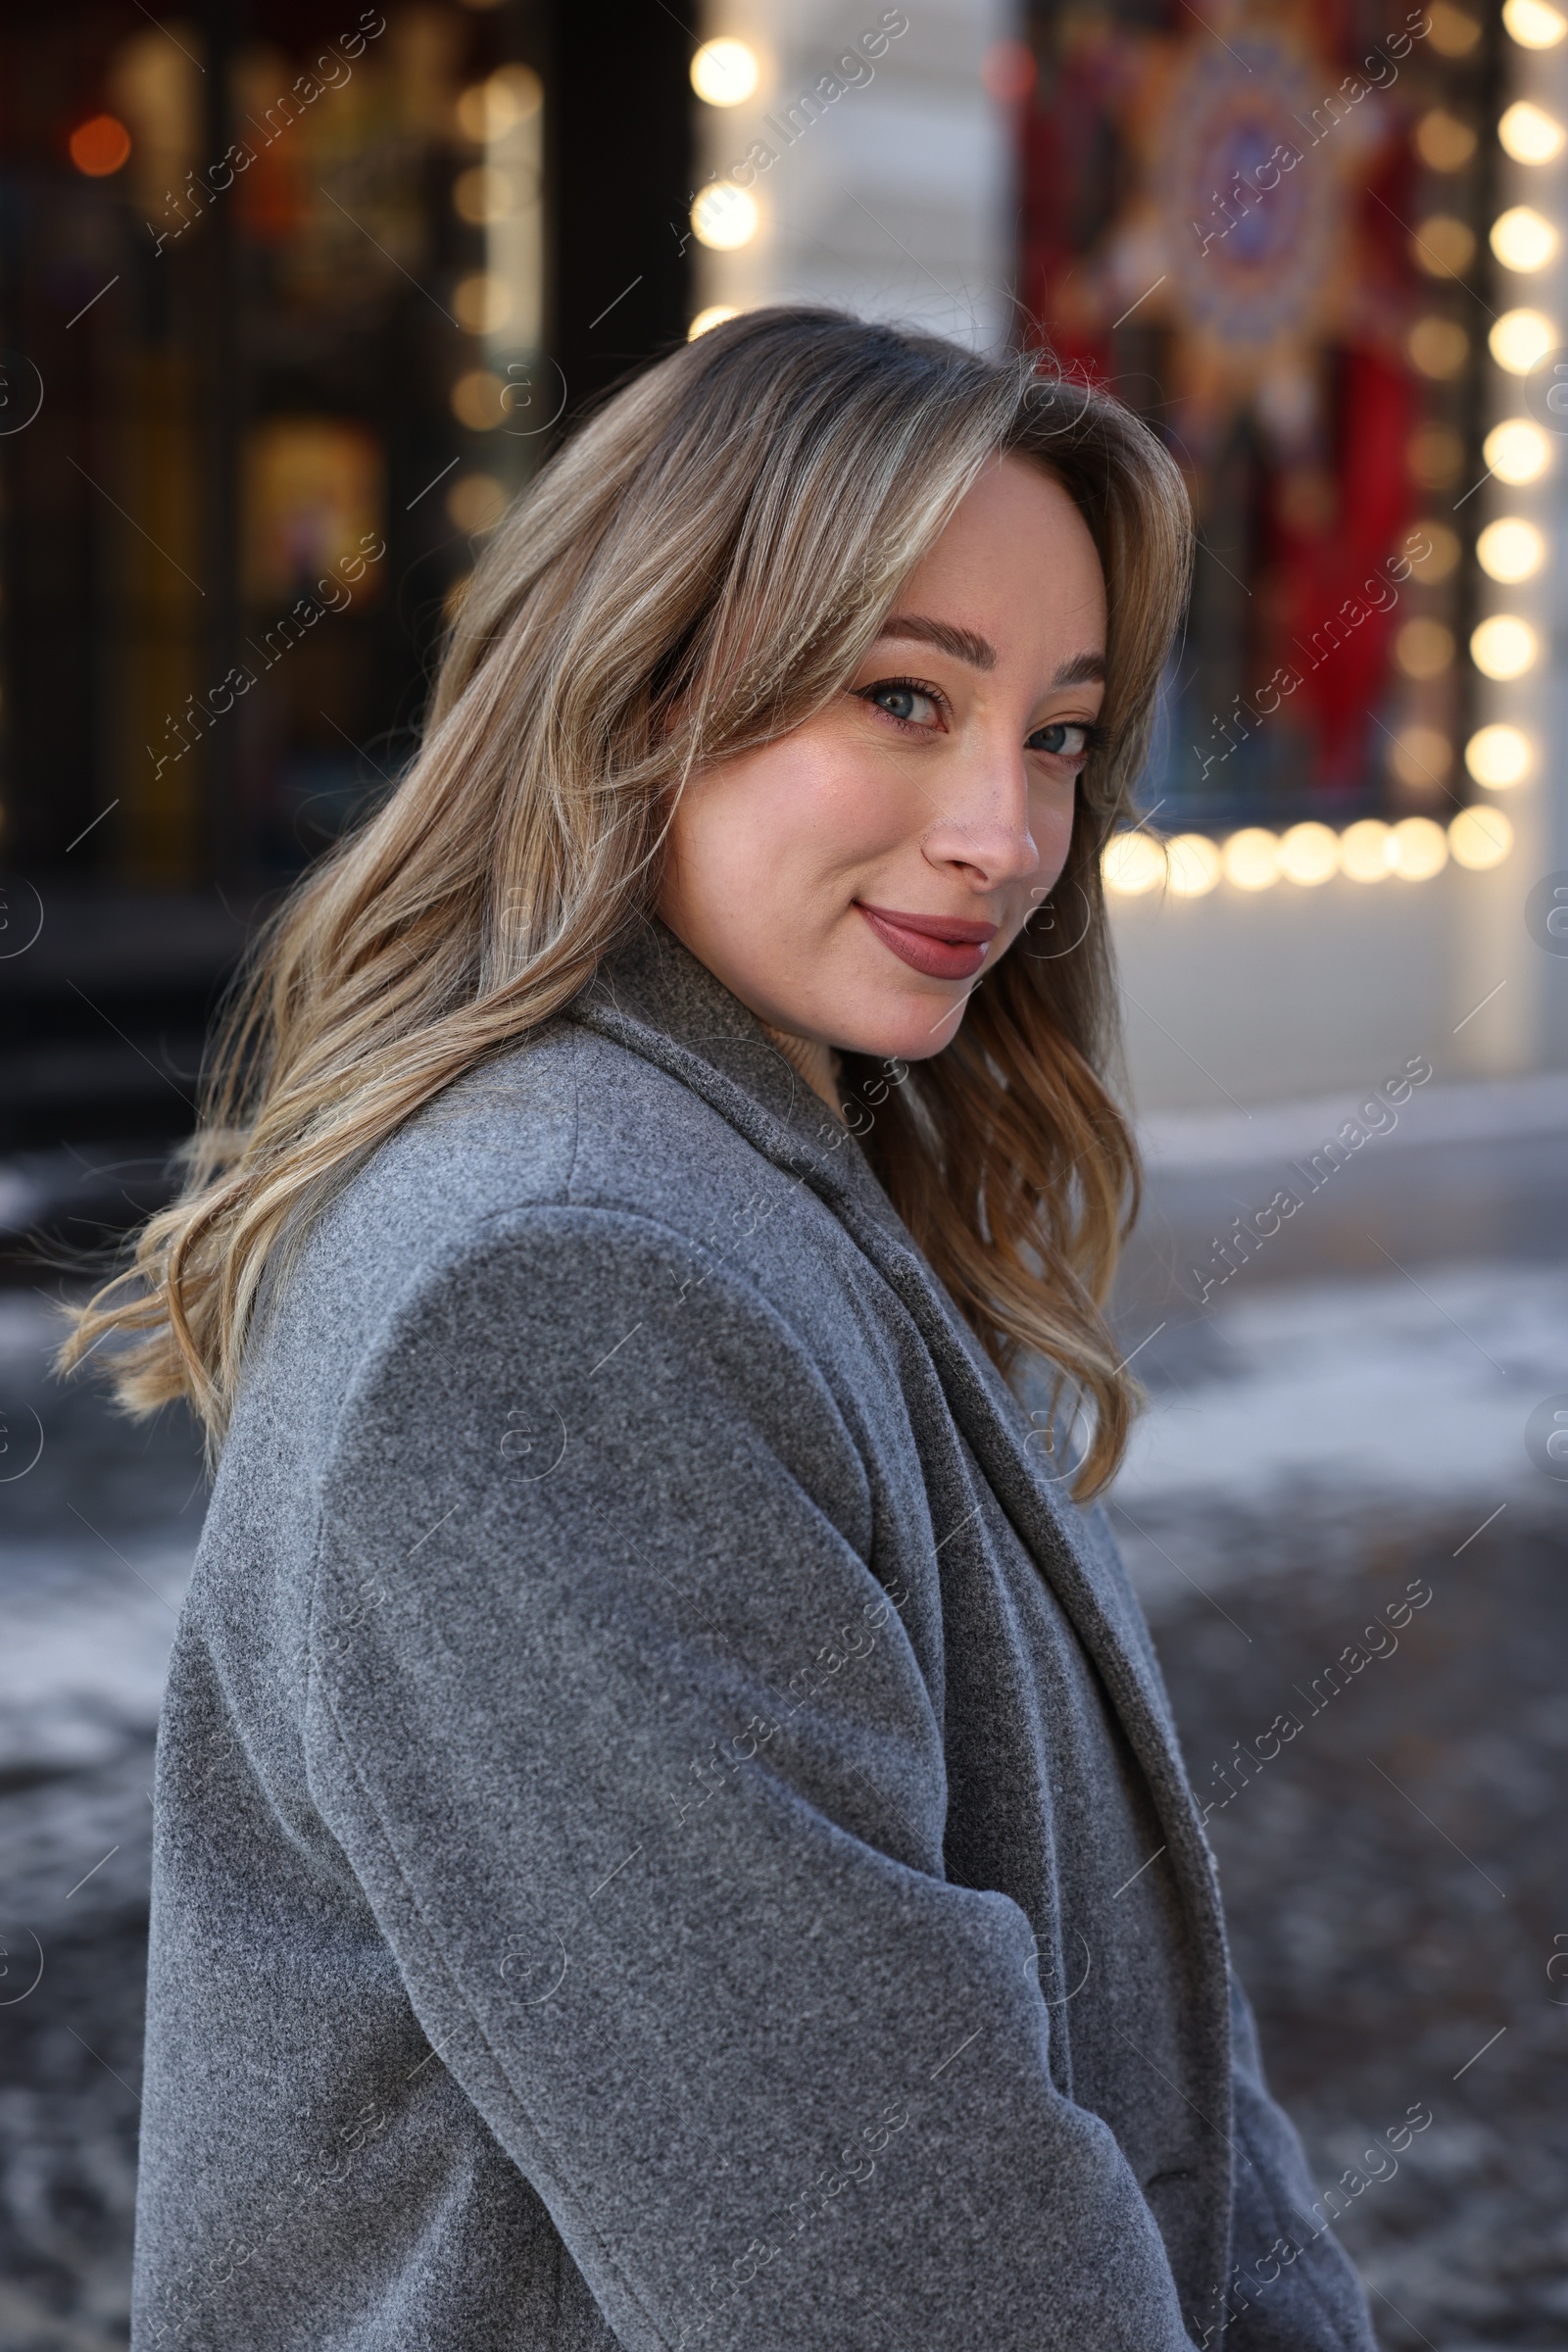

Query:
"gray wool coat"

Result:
[[132, 918, 1377, 2352]]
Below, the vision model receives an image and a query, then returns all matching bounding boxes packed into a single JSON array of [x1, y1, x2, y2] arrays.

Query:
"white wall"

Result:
[[693, 0, 1016, 352], [1109, 856, 1537, 1112]]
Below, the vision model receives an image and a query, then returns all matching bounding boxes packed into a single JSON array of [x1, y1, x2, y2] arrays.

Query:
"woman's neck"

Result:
[[761, 1024, 844, 1118]]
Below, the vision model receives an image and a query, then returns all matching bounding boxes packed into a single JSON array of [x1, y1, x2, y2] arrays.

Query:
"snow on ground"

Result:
[[0, 1542, 191, 1777], [1116, 1259, 1567, 1517], [1106, 1261, 1568, 1621]]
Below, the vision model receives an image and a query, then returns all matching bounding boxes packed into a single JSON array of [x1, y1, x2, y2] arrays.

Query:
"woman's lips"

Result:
[[855, 901, 998, 981]]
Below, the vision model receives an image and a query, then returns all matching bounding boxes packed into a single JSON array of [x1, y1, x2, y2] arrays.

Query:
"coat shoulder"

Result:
[[236, 1020, 859, 1467]]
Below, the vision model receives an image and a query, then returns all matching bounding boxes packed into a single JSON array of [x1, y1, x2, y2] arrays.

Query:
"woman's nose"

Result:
[[920, 751, 1040, 887]]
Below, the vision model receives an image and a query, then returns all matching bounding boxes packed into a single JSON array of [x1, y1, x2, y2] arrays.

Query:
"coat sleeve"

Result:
[[1220, 1972, 1379, 2351], [304, 1205, 1197, 2352]]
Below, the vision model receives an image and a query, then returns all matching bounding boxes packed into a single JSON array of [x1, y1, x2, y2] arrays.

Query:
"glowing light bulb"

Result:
[[1395, 618, 1455, 680], [454, 273, 513, 334], [451, 369, 506, 431], [1490, 309, 1556, 373], [1278, 823, 1339, 886], [1426, 3, 1481, 52], [446, 473, 509, 535], [1413, 216, 1477, 276], [1340, 820, 1394, 883], [1389, 816, 1449, 880], [1503, 0, 1567, 45], [70, 114, 131, 175], [688, 306, 741, 340], [1499, 100, 1566, 162], [1464, 724, 1532, 788], [1102, 831, 1165, 895], [692, 182, 759, 250], [691, 39, 760, 106], [1414, 110, 1476, 171], [1221, 829, 1281, 891], [1165, 834, 1221, 896], [1386, 727, 1452, 789], [1485, 418, 1551, 483], [456, 66, 542, 143], [454, 167, 514, 225], [1448, 807, 1513, 868], [1406, 524, 1460, 583], [1408, 318, 1469, 378], [1492, 206, 1558, 272], [1470, 614, 1538, 679], [1476, 518, 1545, 582]]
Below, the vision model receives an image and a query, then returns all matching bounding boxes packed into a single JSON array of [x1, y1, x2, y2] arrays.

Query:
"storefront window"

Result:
[[1020, 0, 1497, 839]]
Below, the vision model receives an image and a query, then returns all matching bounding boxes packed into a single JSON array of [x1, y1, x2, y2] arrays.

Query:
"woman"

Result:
[[69, 310, 1376, 2351]]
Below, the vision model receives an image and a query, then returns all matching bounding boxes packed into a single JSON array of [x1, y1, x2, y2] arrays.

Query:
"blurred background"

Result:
[[1, 1, 1566, 2345]]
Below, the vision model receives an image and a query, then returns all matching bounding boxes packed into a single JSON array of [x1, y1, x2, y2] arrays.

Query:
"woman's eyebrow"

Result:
[[876, 617, 1106, 692], [1050, 651, 1106, 688], [877, 612, 996, 670]]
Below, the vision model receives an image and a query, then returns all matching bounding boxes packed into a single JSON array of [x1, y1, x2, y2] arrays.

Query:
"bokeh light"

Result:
[[1396, 617, 1455, 679], [453, 167, 514, 225], [1408, 318, 1469, 378], [1413, 216, 1477, 276], [455, 66, 542, 144], [1477, 517, 1545, 581], [1426, 3, 1481, 53], [1484, 419, 1551, 484], [692, 183, 759, 250], [1221, 828, 1281, 891], [1499, 101, 1566, 162], [1492, 206, 1558, 272], [450, 368, 506, 431], [70, 115, 130, 176], [1414, 110, 1476, 171], [981, 40, 1038, 102], [1102, 830, 1165, 895], [1407, 523, 1461, 583], [1340, 819, 1394, 883], [1388, 816, 1449, 881], [1448, 806, 1513, 868], [1278, 822, 1339, 886], [1470, 614, 1539, 680], [1386, 725, 1453, 788], [1464, 724, 1533, 788], [446, 473, 509, 534], [1489, 308, 1556, 372], [690, 39, 760, 106], [1165, 833, 1221, 896], [1505, 0, 1568, 41], [688, 305, 740, 340], [454, 274, 512, 334]]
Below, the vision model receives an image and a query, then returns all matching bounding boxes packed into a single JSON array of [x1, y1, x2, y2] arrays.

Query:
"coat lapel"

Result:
[[574, 918, 1239, 2328], [574, 919, 1229, 1962]]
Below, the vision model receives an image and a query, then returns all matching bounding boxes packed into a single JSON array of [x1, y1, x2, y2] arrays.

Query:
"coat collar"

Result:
[[577, 914, 893, 1209], [573, 912, 1230, 1947]]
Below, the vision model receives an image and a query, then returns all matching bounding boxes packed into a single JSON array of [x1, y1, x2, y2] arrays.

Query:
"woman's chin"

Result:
[[823, 984, 977, 1065]]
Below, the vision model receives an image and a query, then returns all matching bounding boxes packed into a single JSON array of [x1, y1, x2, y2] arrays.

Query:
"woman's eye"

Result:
[[862, 681, 940, 728], [1028, 721, 1091, 759]]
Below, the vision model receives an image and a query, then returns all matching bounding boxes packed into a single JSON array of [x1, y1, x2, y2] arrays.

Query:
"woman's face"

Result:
[[657, 454, 1108, 1065]]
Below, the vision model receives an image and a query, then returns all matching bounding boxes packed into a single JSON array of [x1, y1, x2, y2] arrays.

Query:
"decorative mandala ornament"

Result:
[[1160, 36, 1344, 352]]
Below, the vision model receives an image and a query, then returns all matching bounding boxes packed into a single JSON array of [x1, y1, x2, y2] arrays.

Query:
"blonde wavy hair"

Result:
[[62, 307, 1191, 1498]]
